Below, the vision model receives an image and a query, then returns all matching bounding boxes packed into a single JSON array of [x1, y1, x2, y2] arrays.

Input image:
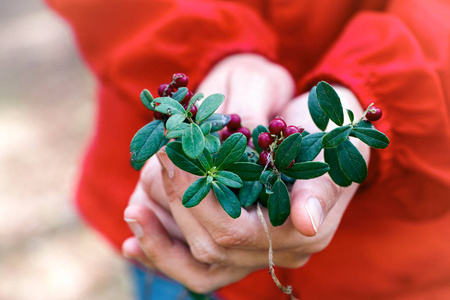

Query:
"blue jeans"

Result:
[[130, 264, 221, 300]]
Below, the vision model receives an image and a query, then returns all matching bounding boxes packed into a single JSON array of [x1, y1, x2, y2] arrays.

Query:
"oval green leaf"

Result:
[[204, 134, 221, 153], [182, 123, 205, 158], [182, 177, 211, 208], [154, 97, 186, 115], [214, 171, 243, 188], [165, 141, 206, 176], [166, 114, 186, 131], [130, 120, 165, 170], [226, 162, 264, 181], [212, 182, 241, 219], [239, 181, 263, 207], [282, 162, 329, 179], [171, 87, 188, 103], [200, 113, 230, 132], [351, 127, 390, 149], [187, 92, 204, 112], [308, 85, 329, 131], [140, 89, 154, 110], [316, 81, 344, 126], [322, 125, 352, 148], [214, 133, 247, 170], [197, 148, 214, 171], [268, 180, 290, 226], [274, 133, 302, 170], [200, 122, 212, 135], [165, 122, 189, 139], [296, 132, 325, 162], [196, 93, 225, 123], [336, 139, 367, 184], [324, 147, 352, 187]]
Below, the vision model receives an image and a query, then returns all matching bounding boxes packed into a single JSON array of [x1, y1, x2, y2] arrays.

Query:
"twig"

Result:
[[256, 203, 298, 300]]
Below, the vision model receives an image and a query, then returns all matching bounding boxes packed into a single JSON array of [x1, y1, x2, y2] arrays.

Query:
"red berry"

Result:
[[259, 150, 271, 166], [180, 90, 193, 105], [269, 118, 287, 136], [153, 111, 164, 120], [158, 83, 175, 97], [172, 73, 189, 88], [227, 114, 241, 130], [366, 106, 382, 121], [283, 125, 302, 137], [221, 128, 233, 141], [237, 127, 251, 141], [258, 132, 274, 150]]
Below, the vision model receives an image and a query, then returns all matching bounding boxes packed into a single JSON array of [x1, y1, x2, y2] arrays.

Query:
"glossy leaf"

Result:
[[202, 113, 230, 132], [324, 147, 352, 187], [154, 97, 186, 115], [296, 132, 325, 162], [197, 148, 214, 171], [282, 162, 329, 179], [165, 122, 189, 139], [347, 109, 354, 123], [165, 142, 205, 176], [268, 180, 290, 226], [214, 171, 243, 188], [182, 123, 205, 158], [214, 133, 247, 170], [308, 85, 329, 131], [204, 134, 221, 153], [336, 139, 367, 184], [316, 81, 344, 126], [200, 122, 212, 135], [226, 162, 264, 181], [182, 177, 211, 208], [166, 114, 186, 131], [355, 119, 374, 129], [212, 182, 241, 219], [196, 93, 225, 123], [171, 87, 188, 102], [130, 120, 165, 170], [239, 181, 263, 207], [252, 125, 269, 153], [322, 125, 352, 148], [274, 133, 302, 170], [351, 127, 390, 149], [140, 89, 154, 110]]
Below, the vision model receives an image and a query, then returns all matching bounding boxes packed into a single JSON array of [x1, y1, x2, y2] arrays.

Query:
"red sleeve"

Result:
[[45, 0, 277, 249], [300, 0, 450, 220]]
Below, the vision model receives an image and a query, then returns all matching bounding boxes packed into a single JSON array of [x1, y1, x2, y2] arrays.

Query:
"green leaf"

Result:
[[296, 132, 325, 162], [322, 125, 352, 148], [130, 120, 165, 170], [347, 109, 354, 123], [171, 87, 188, 103], [351, 127, 390, 149], [252, 125, 269, 153], [140, 89, 154, 110], [182, 123, 205, 158], [268, 180, 290, 226], [259, 170, 277, 194], [308, 85, 329, 131], [182, 177, 211, 208], [166, 114, 186, 131], [214, 171, 243, 188], [197, 148, 214, 171], [239, 181, 263, 207], [154, 97, 186, 115], [355, 119, 374, 129], [316, 81, 344, 126], [165, 142, 206, 176], [282, 162, 329, 179], [200, 122, 212, 135], [336, 139, 367, 184], [226, 162, 264, 181], [204, 134, 221, 153], [274, 133, 302, 170], [212, 182, 241, 218], [201, 113, 231, 132], [187, 92, 204, 112], [196, 93, 225, 123], [214, 133, 247, 170], [324, 147, 352, 187], [165, 122, 189, 139]]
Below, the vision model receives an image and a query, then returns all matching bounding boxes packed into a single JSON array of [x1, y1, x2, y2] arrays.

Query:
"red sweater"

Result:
[[46, 0, 450, 299]]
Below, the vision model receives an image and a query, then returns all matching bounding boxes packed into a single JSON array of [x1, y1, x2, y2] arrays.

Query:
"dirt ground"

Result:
[[0, 1, 133, 299]]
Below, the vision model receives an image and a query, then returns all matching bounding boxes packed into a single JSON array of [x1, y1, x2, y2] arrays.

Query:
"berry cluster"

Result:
[[220, 114, 251, 142], [154, 73, 197, 119], [258, 117, 304, 169]]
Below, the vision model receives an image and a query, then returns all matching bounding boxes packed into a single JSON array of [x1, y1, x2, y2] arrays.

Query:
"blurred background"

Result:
[[0, 1, 133, 299]]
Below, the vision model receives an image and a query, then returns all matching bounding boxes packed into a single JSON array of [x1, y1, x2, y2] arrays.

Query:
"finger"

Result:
[[123, 204, 252, 294], [139, 155, 170, 211], [122, 236, 156, 269]]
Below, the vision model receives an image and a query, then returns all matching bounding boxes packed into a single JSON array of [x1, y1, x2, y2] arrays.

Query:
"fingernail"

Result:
[[305, 198, 323, 233], [125, 218, 143, 238], [157, 151, 175, 178]]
